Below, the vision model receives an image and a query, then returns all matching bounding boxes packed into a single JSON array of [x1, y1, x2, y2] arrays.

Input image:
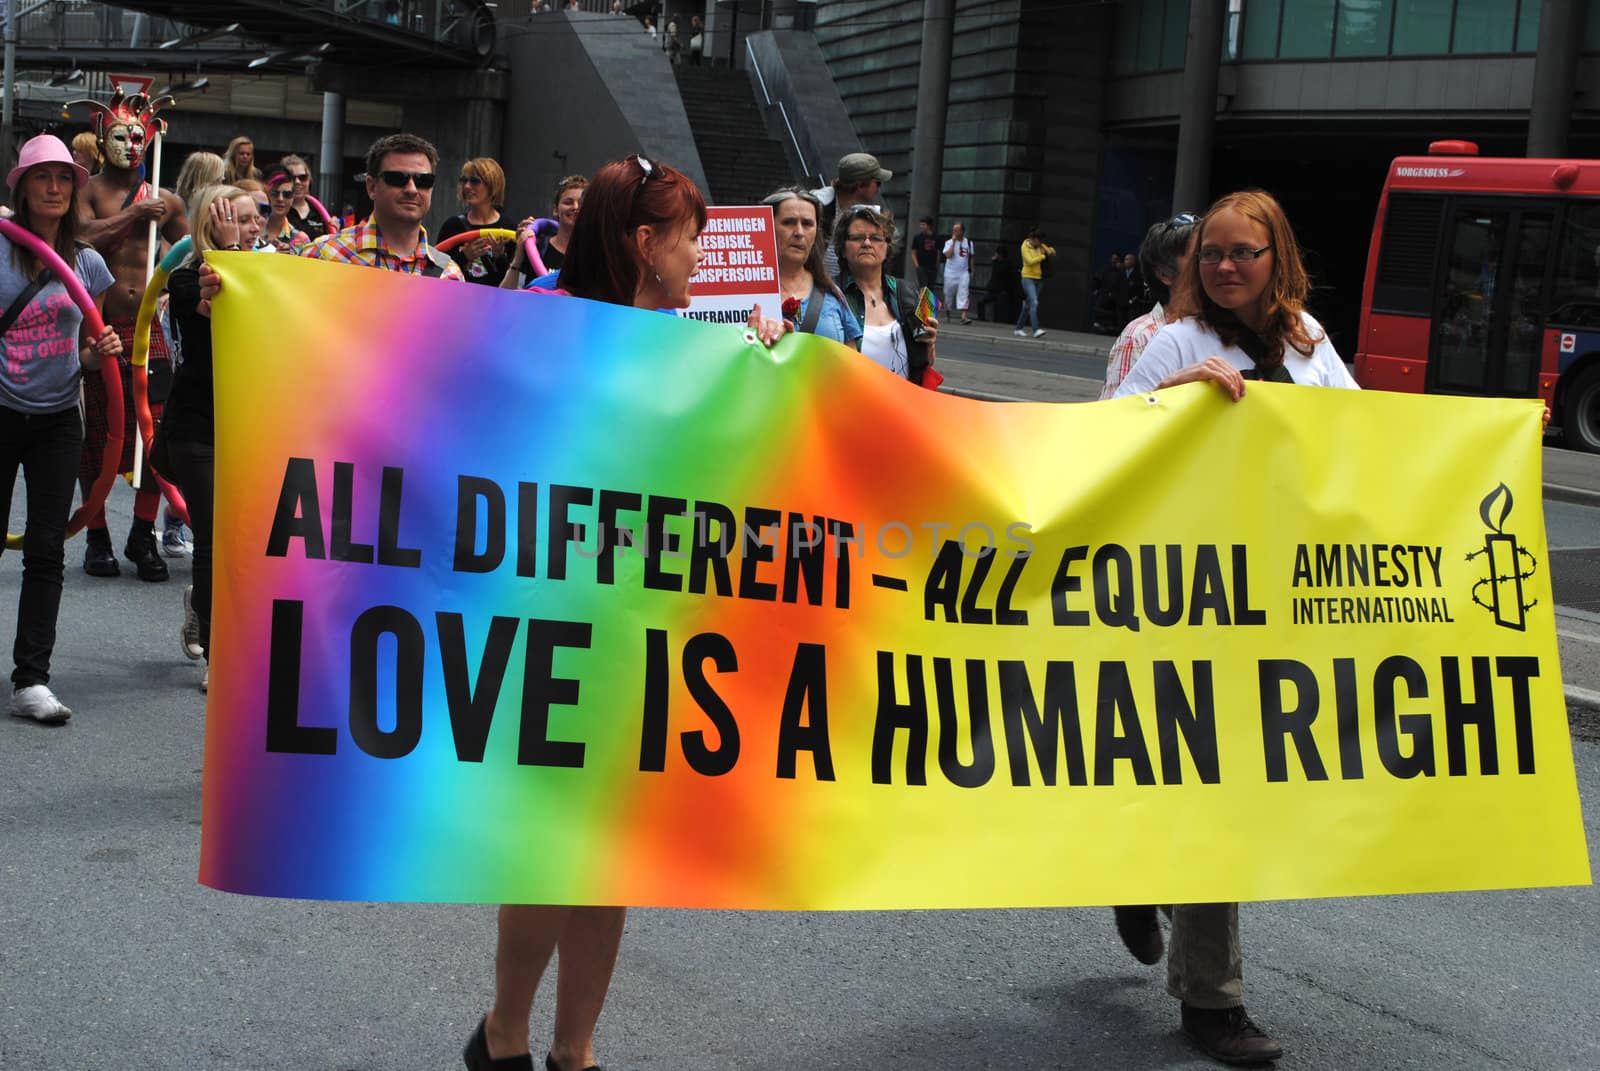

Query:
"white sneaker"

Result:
[[1013, 328, 1026, 337], [1033, 329, 1047, 338], [10, 684, 71, 725], [181, 585, 204, 661]]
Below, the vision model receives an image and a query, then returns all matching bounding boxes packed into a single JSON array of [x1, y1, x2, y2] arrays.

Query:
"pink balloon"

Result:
[[0, 219, 106, 335]]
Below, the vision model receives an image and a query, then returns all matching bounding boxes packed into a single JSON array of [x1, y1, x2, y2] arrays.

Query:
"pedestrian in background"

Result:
[[222, 136, 260, 184], [1013, 228, 1054, 338], [910, 215, 942, 291], [941, 220, 974, 324], [834, 205, 936, 382]]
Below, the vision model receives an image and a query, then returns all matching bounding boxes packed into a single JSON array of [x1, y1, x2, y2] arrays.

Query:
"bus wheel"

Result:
[[1565, 367, 1600, 454]]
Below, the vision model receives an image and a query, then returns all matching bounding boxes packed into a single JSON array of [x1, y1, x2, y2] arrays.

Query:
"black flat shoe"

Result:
[[463, 1016, 534, 1071], [546, 1054, 602, 1071]]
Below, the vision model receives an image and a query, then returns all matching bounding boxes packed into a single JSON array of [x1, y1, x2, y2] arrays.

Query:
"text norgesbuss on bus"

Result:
[[1354, 140, 1600, 452]]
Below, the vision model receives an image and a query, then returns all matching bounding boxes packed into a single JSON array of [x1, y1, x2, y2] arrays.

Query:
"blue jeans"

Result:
[[1015, 277, 1041, 332], [0, 406, 84, 688]]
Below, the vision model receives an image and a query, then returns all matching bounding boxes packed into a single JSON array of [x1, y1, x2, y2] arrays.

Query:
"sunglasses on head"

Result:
[[376, 170, 436, 190], [1164, 212, 1200, 231], [628, 154, 656, 194]]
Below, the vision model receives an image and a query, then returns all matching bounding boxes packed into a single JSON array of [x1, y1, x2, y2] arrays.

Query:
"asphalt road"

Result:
[[1, 390, 1597, 1070]]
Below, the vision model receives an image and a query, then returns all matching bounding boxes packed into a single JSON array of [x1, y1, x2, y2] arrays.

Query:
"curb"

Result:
[[1543, 482, 1600, 510]]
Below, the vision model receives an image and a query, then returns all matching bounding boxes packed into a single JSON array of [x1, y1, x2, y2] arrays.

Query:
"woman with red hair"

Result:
[[462, 155, 781, 1071], [1115, 189, 1354, 399]]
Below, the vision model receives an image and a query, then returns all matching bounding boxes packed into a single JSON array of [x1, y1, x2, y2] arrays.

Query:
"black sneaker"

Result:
[[1112, 905, 1164, 965], [1180, 1004, 1283, 1065], [123, 524, 169, 583], [83, 528, 120, 577]]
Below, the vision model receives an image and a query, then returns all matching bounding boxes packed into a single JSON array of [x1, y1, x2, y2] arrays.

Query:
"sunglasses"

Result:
[[255, 202, 270, 214], [458, 174, 483, 186], [288, 172, 310, 182], [376, 170, 436, 190], [846, 203, 884, 217], [1163, 212, 1200, 231], [629, 154, 656, 194], [269, 187, 293, 198]]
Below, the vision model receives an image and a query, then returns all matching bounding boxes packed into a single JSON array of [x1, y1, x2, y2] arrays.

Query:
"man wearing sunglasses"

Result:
[[301, 133, 462, 280]]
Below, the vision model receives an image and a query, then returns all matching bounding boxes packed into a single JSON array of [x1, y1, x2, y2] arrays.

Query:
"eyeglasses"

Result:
[[377, 170, 437, 190], [458, 175, 483, 186], [1198, 244, 1272, 266], [1163, 212, 1199, 231], [846, 233, 887, 246]]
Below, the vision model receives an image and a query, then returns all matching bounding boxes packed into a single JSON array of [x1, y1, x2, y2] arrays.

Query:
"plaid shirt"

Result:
[[1100, 303, 1165, 400], [300, 220, 464, 280]]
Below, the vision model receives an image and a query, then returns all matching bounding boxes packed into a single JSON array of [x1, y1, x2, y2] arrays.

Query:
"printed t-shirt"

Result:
[[0, 236, 114, 413]]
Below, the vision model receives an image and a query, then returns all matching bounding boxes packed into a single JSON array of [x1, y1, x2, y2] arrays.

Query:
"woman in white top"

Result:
[[1109, 187, 1349, 1067], [1114, 188, 1357, 400]]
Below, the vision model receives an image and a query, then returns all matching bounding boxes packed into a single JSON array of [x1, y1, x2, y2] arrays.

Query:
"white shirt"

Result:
[[861, 320, 910, 378], [942, 237, 973, 276], [1112, 311, 1358, 397]]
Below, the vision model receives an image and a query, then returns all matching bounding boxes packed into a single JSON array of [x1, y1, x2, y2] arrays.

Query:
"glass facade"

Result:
[[1230, 0, 1559, 60], [1113, 0, 1191, 74]]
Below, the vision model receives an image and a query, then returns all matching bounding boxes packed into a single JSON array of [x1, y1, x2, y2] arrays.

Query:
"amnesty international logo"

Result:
[[1465, 483, 1538, 631]]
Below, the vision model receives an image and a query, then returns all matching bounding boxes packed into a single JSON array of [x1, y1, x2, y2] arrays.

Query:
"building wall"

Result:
[[815, 0, 1112, 328]]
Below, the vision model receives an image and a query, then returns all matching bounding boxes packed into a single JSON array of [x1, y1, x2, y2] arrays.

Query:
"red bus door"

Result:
[[1429, 203, 1552, 397]]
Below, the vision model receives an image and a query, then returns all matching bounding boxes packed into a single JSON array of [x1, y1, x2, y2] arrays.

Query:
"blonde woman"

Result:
[[438, 156, 516, 286], [175, 151, 226, 210], [222, 136, 260, 184]]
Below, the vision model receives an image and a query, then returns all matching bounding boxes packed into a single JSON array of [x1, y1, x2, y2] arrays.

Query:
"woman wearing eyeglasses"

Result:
[[462, 153, 784, 1071], [261, 172, 309, 254], [1115, 190, 1354, 399], [764, 185, 860, 347], [832, 205, 935, 381], [278, 154, 327, 242], [1110, 188, 1351, 1067], [438, 157, 517, 286]]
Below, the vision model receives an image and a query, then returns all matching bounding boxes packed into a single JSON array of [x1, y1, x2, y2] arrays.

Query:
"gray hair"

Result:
[[1139, 212, 1199, 306]]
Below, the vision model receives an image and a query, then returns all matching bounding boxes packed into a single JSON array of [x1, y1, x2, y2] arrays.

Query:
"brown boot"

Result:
[[1180, 1003, 1283, 1065]]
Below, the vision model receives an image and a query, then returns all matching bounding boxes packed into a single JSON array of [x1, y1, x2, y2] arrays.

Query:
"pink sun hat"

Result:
[[7, 134, 91, 194]]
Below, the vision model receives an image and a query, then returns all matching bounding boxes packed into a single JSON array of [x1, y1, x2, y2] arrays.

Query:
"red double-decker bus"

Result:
[[1354, 141, 1600, 452]]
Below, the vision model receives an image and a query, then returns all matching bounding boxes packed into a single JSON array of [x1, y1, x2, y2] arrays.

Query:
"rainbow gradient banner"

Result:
[[200, 253, 1590, 908]]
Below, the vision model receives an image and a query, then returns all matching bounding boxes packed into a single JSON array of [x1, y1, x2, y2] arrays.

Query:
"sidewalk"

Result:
[[933, 318, 1600, 506]]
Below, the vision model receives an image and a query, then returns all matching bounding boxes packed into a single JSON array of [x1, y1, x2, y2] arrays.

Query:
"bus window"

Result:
[[1548, 201, 1600, 327], [1433, 206, 1550, 396]]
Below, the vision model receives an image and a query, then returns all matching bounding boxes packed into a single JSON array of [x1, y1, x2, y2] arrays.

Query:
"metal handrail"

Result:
[[745, 35, 821, 187]]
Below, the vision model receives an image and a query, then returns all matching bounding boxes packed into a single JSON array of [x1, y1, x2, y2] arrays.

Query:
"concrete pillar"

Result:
[[2, 0, 16, 182], [319, 90, 346, 208], [904, 0, 955, 278], [1528, 0, 1584, 158], [1171, 0, 1225, 214]]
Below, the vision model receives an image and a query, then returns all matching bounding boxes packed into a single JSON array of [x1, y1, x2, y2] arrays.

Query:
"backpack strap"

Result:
[[799, 282, 825, 335], [0, 274, 51, 340]]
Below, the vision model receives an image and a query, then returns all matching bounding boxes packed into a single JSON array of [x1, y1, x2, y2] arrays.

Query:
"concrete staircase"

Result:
[[673, 64, 796, 206]]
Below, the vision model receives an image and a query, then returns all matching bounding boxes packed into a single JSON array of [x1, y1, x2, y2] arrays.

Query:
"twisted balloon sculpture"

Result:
[[128, 236, 192, 526], [434, 219, 559, 279]]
